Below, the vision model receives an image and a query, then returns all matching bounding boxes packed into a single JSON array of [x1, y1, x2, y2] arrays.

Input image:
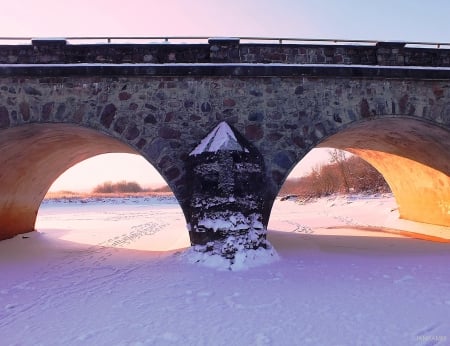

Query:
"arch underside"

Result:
[[317, 118, 450, 227], [0, 117, 449, 242], [0, 123, 138, 240]]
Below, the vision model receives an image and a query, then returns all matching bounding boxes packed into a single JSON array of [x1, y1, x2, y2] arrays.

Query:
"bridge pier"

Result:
[[185, 122, 276, 269]]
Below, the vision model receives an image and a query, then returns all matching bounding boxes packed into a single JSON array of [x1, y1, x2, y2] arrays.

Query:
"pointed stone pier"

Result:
[[186, 122, 276, 268]]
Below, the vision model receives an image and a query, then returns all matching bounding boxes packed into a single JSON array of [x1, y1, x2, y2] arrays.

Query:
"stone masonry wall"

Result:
[[0, 71, 449, 221]]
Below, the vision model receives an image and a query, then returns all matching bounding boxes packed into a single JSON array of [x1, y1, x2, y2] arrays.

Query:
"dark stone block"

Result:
[[55, 104, 66, 120], [223, 98, 236, 107], [100, 103, 117, 128], [271, 169, 284, 186], [19, 102, 30, 121], [268, 132, 283, 142], [333, 114, 342, 123], [114, 117, 128, 134], [165, 166, 181, 181], [125, 125, 140, 140], [208, 38, 240, 46], [159, 126, 181, 139], [295, 85, 304, 95], [184, 100, 194, 108], [314, 123, 326, 139], [248, 111, 264, 122], [273, 151, 294, 170], [119, 91, 132, 101], [201, 102, 212, 113], [249, 89, 263, 97], [292, 135, 305, 148], [72, 105, 85, 123], [129, 103, 139, 110], [399, 94, 409, 114], [32, 38, 67, 46], [245, 124, 264, 140], [144, 114, 157, 124], [268, 111, 282, 120], [23, 86, 42, 96], [157, 155, 173, 170], [0, 106, 10, 128], [41, 102, 54, 120], [145, 103, 158, 111], [136, 138, 147, 149], [360, 98, 371, 118], [164, 112, 176, 122], [145, 138, 166, 161]]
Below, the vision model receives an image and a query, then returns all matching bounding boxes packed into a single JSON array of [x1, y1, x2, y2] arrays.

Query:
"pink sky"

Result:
[[2, 0, 448, 41]]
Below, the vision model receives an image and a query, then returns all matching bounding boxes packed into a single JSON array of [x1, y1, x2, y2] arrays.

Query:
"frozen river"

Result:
[[1, 194, 448, 345], [37, 196, 190, 251], [36, 194, 449, 251]]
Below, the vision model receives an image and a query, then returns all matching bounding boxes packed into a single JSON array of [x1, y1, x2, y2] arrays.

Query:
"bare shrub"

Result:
[[92, 180, 144, 194], [279, 150, 391, 198]]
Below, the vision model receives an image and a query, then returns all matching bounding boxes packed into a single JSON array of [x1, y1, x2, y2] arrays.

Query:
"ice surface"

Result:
[[190, 121, 249, 156], [0, 194, 449, 345]]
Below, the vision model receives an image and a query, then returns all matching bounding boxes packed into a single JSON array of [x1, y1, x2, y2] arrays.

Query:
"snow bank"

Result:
[[180, 244, 279, 271]]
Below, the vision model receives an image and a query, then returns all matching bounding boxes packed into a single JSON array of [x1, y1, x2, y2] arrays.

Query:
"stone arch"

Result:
[[276, 117, 450, 227], [0, 123, 178, 240]]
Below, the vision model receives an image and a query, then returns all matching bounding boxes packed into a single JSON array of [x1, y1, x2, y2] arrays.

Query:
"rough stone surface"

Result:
[[186, 123, 271, 261]]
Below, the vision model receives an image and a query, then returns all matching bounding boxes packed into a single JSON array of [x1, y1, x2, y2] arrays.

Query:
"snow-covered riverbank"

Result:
[[1, 194, 449, 345]]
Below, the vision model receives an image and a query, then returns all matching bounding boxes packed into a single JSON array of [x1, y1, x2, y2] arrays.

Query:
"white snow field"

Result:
[[1, 194, 449, 346]]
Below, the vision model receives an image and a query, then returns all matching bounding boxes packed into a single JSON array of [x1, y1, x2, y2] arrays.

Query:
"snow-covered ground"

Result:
[[1, 194, 449, 345]]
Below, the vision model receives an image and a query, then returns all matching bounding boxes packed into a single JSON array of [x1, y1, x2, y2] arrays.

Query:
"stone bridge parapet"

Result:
[[1, 38, 450, 67]]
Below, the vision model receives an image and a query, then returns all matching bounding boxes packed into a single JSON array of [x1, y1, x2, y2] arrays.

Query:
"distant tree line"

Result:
[[279, 149, 391, 198], [92, 180, 171, 194]]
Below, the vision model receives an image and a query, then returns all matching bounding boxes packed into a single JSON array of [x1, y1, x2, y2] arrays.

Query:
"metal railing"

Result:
[[0, 36, 449, 48]]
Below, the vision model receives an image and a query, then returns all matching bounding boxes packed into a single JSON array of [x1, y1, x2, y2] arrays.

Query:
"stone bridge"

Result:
[[0, 38, 449, 257]]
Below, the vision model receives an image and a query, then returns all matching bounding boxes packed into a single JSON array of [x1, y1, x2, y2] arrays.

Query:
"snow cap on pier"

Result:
[[189, 122, 250, 156]]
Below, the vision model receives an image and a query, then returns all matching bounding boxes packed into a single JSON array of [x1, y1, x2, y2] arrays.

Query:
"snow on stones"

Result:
[[186, 121, 277, 270]]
